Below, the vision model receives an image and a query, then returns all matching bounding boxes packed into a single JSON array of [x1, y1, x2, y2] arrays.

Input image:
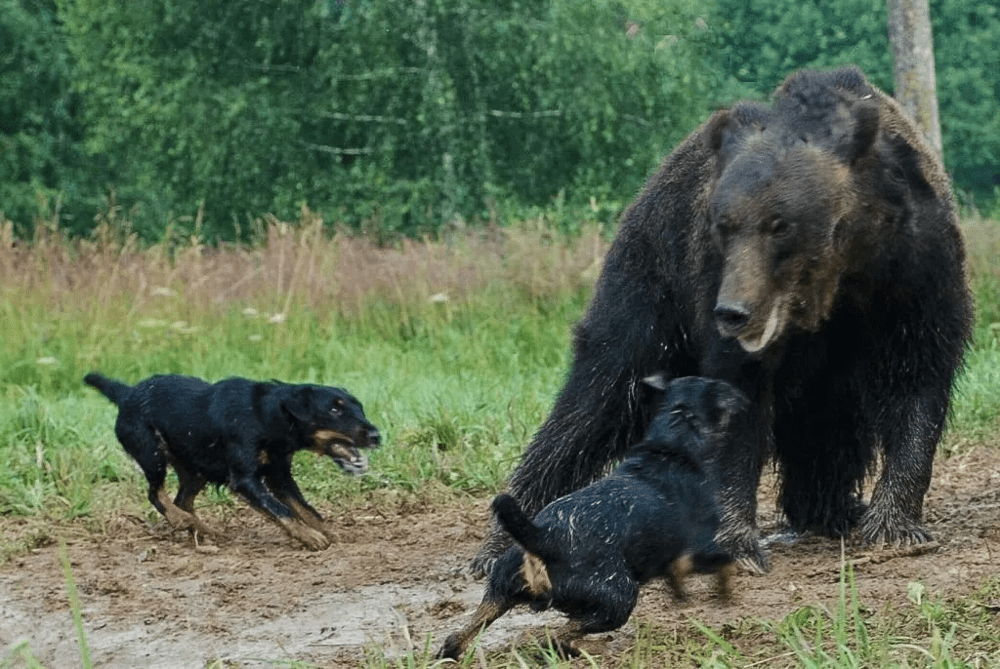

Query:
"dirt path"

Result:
[[2, 446, 999, 668]]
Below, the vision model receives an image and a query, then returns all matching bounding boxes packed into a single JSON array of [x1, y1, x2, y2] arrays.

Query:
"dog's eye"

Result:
[[331, 399, 345, 415]]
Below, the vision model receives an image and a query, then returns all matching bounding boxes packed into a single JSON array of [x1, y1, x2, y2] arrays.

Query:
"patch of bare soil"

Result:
[[2, 447, 1000, 668]]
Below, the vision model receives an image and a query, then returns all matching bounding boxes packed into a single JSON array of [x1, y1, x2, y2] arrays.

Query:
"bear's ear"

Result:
[[705, 103, 769, 166], [705, 109, 731, 153], [837, 98, 880, 164], [705, 110, 746, 175]]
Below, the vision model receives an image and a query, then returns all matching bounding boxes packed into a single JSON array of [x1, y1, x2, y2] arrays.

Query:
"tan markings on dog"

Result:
[[547, 619, 589, 657], [311, 429, 352, 453], [715, 562, 736, 602], [442, 600, 506, 659], [257, 449, 270, 465], [157, 488, 191, 528], [157, 488, 218, 536], [275, 516, 330, 551], [520, 552, 552, 596], [667, 552, 695, 600], [313, 429, 351, 443], [285, 498, 326, 533]]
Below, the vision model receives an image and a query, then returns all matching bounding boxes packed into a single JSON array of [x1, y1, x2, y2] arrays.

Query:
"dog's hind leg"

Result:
[[666, 553, 694, 600], [152, 489, 211, 534], [172, 464, 219, 536], [116, 422, 188, 529], [548, 578, 637, 656], [690, 549, 736, 602], [437, 599, 509, 660], [118, 422, 214, 536], [711, 562, 736, 603]]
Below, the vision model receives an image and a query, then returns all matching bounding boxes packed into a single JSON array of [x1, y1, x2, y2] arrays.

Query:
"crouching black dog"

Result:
[[84, 372, 380, 550], [439, 376, 746, 659]]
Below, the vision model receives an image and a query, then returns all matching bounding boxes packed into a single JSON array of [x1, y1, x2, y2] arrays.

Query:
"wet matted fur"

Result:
[[440, 376, 745, 659], [473, 66, 973, 576]]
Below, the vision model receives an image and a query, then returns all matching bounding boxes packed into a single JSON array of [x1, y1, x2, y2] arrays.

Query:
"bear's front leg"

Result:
[[859, 392, 943, 547], [714, 418, 771, 574]]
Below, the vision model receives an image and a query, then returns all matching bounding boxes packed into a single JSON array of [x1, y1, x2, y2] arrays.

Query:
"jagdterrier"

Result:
[[84, 372, 380, 549], [439, 376, 746, 659]]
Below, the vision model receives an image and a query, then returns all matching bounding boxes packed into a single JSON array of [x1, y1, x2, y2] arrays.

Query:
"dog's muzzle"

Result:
[[313, 427, 380, 476]]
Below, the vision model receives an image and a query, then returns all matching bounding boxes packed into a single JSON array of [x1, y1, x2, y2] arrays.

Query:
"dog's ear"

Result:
[[282, 387, 315, 424]]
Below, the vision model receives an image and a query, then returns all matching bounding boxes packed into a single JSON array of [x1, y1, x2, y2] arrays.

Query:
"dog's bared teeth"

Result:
[[326, 443, 369, 475]]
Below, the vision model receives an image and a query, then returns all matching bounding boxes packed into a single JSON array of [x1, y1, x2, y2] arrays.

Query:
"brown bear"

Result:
[[472, 66, 973, 575]]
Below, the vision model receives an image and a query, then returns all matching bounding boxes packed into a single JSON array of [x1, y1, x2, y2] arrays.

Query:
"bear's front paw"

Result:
[[734, 548, 770, 575], [859, 512, 932, 548], [718, 531, 770, 575]]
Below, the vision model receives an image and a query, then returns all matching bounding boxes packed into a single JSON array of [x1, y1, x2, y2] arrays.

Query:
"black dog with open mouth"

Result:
[[84, 372, 380, 549]]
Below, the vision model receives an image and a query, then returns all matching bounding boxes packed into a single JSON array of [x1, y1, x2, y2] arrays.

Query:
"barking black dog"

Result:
[[439, 376, 746, 659], [84, 372, 380, 549]]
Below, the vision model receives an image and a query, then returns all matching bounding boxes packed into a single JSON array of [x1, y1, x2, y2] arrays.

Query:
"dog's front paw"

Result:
[[301, 527, 331, 551], [282, 519, 331, 550]]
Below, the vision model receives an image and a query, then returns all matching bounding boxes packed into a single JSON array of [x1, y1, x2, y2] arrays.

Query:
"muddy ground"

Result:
[[2, 446, 999, 668]]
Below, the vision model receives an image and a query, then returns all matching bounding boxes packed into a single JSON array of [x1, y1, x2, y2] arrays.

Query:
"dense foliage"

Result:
[[1, 0, 999, 239], [0, 0, 93, 227]]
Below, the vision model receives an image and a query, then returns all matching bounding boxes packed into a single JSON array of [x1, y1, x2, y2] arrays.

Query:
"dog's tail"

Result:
[[83, 372, 130, 406], [492, 494, 558, 563]]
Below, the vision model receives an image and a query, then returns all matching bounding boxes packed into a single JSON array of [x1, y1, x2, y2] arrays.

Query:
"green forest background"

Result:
[[3, 0, 999, 241]]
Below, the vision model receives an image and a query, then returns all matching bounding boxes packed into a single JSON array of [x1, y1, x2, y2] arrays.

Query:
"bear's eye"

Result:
[[714, 215, 738, 238]]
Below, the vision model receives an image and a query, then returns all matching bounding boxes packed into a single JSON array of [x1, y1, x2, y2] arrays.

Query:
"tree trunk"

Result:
[[886, 0, 942, 157]]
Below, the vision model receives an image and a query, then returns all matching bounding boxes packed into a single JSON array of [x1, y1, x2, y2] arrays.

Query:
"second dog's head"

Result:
[[282, 385, 381, 475], [640, 375, 748, 456]]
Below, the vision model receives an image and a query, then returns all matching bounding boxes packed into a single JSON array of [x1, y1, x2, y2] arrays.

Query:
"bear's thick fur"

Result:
[[473, 66, 973, 575]]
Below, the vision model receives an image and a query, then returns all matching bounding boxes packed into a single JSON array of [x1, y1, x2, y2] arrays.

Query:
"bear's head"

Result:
[[703, 71, 881, 354]]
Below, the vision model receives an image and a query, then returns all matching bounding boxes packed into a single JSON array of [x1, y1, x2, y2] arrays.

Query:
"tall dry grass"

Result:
[[0, 207, 606, 322], [4, 206, 994, 326]]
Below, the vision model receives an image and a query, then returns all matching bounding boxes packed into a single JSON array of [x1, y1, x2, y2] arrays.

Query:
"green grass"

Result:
[[0, 291, 587, 520]]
